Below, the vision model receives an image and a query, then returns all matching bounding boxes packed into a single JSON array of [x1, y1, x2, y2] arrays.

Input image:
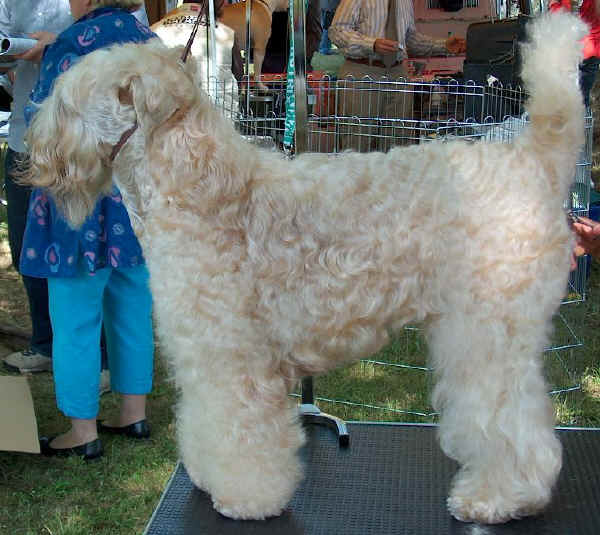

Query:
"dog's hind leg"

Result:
[[427, 304, 562, 524], [175, 348, 305, 520], [248, 9, 271, 92], [252, 43, 269, 92]]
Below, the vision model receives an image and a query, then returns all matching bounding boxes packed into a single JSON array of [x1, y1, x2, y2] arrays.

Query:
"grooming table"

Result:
[[144, 423, 600, 535]]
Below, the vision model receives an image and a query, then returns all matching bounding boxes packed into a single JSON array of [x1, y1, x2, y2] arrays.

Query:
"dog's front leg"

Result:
[[175, 352, 306, 520], [427, 311, 562, 524]]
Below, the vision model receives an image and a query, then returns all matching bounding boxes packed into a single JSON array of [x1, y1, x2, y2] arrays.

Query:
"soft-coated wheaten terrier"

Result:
[[24, 12, 586, 524]]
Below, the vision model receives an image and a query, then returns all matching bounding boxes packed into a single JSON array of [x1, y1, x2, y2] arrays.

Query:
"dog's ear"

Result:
[[22, 77, 114, 228], [118, 73, 171, 131], [117, 51, 197, 136]]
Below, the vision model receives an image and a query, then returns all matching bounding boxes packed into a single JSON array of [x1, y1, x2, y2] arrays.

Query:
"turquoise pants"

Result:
[[48, 261, 154, 419]]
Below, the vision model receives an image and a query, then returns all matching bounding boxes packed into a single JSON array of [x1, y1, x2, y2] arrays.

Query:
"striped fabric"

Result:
[[329, 0, 447, 61]]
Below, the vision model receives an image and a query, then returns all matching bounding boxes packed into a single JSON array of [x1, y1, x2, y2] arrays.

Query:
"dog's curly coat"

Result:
[[23, 12, 586, 524]]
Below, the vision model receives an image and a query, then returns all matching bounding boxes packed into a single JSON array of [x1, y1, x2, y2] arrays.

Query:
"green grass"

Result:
[[2, 195, 600, 533], [0, 356, 178, 535]]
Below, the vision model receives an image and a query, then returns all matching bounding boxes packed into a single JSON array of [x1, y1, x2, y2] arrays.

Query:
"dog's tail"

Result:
[[518, 11, 587, 194]]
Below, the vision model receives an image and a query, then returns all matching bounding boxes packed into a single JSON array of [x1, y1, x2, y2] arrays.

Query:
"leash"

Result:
[[110, 121, 139, 161], [110, 5, 206, 162], [180, 2, 206, 64]]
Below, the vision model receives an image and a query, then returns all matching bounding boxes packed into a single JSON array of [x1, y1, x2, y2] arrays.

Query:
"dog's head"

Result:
[[23, 39, 200, 229]]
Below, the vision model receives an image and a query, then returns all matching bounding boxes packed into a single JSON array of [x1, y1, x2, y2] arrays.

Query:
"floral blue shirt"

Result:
[[20, 7, 156, 278]]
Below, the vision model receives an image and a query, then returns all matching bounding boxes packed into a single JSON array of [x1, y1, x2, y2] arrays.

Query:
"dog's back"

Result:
[[236, 12, 588, 371], [220, 0, 273, 48]]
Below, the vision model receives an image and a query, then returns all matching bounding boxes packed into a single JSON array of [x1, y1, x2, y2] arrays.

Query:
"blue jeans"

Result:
[[319, 9, 337, 54], [4, 148, 52, 357], [579, 56, 600, 108], [48, 261, 154, 419]]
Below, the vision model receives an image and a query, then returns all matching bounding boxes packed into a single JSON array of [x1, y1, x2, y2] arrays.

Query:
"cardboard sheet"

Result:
[[0, 376, 40, 453]]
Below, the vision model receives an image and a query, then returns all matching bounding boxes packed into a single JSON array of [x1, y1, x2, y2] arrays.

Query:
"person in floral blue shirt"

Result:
[[21, 0, 157, 460]]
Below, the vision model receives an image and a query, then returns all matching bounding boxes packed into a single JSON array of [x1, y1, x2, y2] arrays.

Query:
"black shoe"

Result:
[[97, 419, 150, 439], [39, 436, 103, 461]]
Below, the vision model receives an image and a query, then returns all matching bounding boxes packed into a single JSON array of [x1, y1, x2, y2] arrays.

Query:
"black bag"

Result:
[[0, 86, 11, 112], [463, 63, 515, 86], [465, 15, 530, 65]]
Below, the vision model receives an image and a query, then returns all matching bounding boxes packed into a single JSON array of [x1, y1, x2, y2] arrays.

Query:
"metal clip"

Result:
[[568, 211, 594, 228]]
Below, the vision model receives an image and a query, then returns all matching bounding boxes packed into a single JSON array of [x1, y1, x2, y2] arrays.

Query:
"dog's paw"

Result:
[[212, 496, 285, 520], [448, 494, 514, 524], [447, 489, 548, 524]]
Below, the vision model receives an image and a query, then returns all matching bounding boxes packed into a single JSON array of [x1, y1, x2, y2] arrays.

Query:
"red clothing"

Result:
[[581, 0, 600, 58], [549, 0, 600, 59]]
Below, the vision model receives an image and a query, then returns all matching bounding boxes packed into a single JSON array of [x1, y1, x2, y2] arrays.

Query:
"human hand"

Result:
[[14, 32, 57, 63], [445, 36, 466, 55], [374, 39, 399, 55], [572, 215, 600, 259]]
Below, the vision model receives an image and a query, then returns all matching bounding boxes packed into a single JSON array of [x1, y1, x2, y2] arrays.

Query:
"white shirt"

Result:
[[329, 0, 447, 62], [0, 0, 72, 152]]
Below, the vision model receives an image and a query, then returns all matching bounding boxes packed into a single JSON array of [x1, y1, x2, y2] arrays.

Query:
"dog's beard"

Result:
[[56, 174, 112, 229], [119, 185, 145, 238], [112, 168, 151, 239]]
